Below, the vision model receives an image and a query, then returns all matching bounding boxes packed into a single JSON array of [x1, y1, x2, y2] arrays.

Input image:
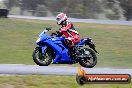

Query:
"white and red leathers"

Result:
[[59, 21, 80, 47], [56, 12, 80, 47]]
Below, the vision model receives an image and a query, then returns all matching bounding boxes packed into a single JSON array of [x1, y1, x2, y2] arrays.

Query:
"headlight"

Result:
[[36, 38, 41, 43]]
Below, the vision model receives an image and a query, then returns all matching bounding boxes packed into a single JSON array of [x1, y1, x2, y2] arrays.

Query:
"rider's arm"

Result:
[[51, 30, 63, 36], [59, 23, 72, 32], [56, 31, 63, 36]]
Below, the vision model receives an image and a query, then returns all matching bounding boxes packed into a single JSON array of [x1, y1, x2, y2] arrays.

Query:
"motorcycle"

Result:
[[32, 28, 99, 68]]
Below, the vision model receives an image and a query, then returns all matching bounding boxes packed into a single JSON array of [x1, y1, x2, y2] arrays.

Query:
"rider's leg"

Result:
[[64, 37, 74, 47]]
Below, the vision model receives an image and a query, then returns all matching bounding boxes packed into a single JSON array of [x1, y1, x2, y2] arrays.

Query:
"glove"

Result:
[[51, 32, 57, 36], [51, 31, 63, 36], [56, 31, 63, 36], [46, 27, 51, 31]]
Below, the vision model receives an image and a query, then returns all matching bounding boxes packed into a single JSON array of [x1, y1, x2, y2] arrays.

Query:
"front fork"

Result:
[[35, 45, 47, 54]]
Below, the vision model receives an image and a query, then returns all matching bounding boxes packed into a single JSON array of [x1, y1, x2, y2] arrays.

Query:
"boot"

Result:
[[68, 46, 80, 58]]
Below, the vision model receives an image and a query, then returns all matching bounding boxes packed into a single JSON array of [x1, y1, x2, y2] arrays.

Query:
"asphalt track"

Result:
[[9, 15, 132, 26], [0, 64, 132, 76]]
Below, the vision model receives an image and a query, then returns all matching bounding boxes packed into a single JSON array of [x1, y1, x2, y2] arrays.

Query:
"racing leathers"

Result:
[[59, 21, 80, 47]]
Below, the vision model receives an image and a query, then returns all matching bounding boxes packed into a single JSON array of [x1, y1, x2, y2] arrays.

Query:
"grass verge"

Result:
[[0, 75, 131, 88]]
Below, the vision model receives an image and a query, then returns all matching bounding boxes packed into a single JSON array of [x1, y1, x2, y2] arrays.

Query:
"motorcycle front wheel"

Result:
[[32, 48, 52, 66], [79, 48, 97, 68]]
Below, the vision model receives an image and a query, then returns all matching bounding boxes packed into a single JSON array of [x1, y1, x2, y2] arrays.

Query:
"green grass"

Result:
[[0, 18, 132, 68], [0, 75, 131, 88]]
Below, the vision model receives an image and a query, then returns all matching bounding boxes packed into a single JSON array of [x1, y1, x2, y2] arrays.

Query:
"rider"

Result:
[[55, 12, 80, 48]]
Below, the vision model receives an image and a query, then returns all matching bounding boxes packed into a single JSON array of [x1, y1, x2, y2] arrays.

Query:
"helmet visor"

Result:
[[56, 18, 63, 25], [56, 18, 61, 21]]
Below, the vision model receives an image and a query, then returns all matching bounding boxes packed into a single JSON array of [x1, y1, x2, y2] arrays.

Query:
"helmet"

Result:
[[56, 13, 67, 25]]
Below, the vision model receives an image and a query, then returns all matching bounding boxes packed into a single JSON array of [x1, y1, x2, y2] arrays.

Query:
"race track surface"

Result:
[[0, 64, 132, 76], [8, 15, 132, 26]]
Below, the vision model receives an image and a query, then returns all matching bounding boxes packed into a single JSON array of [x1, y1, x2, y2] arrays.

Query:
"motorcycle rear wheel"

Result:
[[32, 48, 52, 66], [79, 48, 97, 68]]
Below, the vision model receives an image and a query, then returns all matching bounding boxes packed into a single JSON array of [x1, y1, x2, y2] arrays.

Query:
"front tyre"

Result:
[[32, 48, 52, 66], [79, 48, 97, 68]]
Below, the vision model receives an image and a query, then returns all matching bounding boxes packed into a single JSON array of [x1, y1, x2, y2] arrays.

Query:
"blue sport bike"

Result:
[[32, 28, 99, 68]]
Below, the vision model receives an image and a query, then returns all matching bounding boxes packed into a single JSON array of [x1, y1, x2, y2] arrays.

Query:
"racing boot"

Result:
[[68, 46, 80, 58]]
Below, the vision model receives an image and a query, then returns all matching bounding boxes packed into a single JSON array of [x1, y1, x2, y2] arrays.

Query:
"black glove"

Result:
[[51, 32, 57, 36], [46, 27, 51, 31], [51, 31, 63, 36], [56, 31, 63, 37]]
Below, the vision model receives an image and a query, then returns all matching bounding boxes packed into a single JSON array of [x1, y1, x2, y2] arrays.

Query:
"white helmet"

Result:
[[56, 12, 67, 25]]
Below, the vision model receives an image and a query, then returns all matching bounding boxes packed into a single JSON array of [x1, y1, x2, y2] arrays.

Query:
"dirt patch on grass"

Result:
[[0, 84, 14, 88]]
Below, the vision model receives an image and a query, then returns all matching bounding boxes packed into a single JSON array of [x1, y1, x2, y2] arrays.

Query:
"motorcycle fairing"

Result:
[[36, 31, 96, 64]]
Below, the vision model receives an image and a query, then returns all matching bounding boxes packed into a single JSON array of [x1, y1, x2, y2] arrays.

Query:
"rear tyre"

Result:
[[79, 48, 97, 68], [32, 48, 52, 66]]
